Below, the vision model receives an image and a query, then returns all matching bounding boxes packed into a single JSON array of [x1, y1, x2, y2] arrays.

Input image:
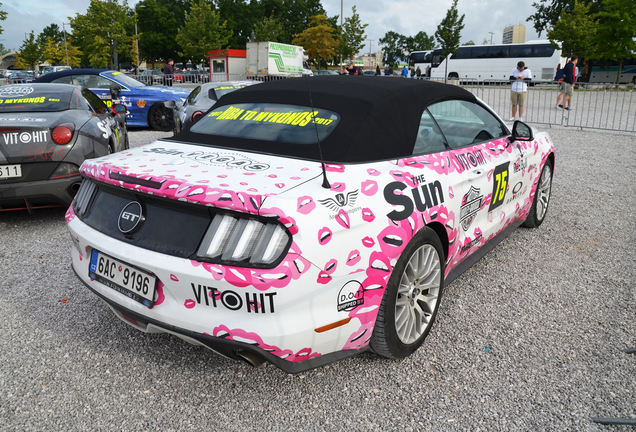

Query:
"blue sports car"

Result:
[[35, 69, 190, 131]]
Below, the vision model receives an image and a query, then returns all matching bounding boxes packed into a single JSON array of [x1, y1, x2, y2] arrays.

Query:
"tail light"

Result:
[[192, 111, 203, 122], [196, 212, 291, 268], [52, 123, 75, 145]]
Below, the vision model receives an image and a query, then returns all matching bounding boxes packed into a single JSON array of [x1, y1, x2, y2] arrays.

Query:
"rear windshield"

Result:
[[211, 85, 248, 100], [190, 103, 340, 144], [103, 71, 146, 88], [0, 86, 71, 112]]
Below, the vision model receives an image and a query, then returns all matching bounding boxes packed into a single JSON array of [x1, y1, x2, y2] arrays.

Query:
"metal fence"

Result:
[[415, 77, 636, 133]]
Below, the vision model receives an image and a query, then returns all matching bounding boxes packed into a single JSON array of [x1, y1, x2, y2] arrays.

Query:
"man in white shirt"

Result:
[[509, 61, 532, 121]]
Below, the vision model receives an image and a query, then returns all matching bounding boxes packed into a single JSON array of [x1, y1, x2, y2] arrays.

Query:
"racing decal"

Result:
[[453, 149, 487, 172], [337, 281, 364, 311], [3, 130, 48, 145], [460, 186, 483, 231], [97, 117, 116, 139], [0, 96, 46, 104], [208, 106, 334, 126], [506, 182, 525, 205], [0, 86, 35, 97], [137, 99, 147, 108], [383, 178, 444, 221], [488, 163, 509, 211], [189, 284, 276, 313], [0, 116, 46, 123], [318, 190, 358, 211], [144, 147, 270, 171], [26, 146, 64, 160]]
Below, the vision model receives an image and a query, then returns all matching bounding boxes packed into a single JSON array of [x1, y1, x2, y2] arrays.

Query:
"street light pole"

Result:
[[135, 5, 145, 76], [62, 23, 69, 66], [368, 38, 374, 67], [339, 0, 343, 69], [489, 32, 494, 45]]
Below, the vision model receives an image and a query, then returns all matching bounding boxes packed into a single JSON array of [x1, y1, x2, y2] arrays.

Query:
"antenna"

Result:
[[307, 85, 331, 189]]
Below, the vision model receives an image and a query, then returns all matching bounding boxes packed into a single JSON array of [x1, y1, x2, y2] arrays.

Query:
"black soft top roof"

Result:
[[34, 69, 111, 83], [172, 76, 477, 163]]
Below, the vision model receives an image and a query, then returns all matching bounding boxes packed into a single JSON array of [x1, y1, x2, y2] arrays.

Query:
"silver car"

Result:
[[173, 81, 261, 134]]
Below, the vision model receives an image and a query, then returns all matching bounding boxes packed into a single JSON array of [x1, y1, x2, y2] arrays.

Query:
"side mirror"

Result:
[[110, 85, 121, 100], [509, 120, 534, 142], [163, 100, 176, 109], [112, 103, 127, 115]]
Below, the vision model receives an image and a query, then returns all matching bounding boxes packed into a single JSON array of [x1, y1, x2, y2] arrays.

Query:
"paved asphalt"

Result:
[[0, 124, 634, 431]]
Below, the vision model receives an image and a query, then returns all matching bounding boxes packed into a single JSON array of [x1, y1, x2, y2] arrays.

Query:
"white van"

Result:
[[40, 65, 72, 76]]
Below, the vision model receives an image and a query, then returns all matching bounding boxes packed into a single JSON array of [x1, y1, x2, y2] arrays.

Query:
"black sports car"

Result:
[[0, 83, 128, 211]]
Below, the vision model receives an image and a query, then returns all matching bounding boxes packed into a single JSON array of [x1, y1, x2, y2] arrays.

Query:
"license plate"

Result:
[[89, 249, 157, 308], [0, 164, 22, 180]]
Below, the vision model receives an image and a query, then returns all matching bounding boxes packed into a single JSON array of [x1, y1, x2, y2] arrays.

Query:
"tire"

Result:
[[370, 227, 445, 359], [523, 159, 553, 228], [148, 103, 173, 131], [448, 73, 459, 79]]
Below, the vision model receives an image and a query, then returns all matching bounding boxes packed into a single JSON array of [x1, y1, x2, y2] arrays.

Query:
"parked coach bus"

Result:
[[429, 41, 565, 82], [589, 59, 636, 84]]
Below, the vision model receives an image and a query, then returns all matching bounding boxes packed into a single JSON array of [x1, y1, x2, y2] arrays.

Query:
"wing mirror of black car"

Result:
[[509, 120, 534, 142], [111, 103, 127, 115], [163, 101, 176, 109], [110, 85, 121, 100]]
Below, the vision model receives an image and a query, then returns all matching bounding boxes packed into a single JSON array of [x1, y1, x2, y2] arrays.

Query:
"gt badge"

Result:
[[118, 202, 144, 234]]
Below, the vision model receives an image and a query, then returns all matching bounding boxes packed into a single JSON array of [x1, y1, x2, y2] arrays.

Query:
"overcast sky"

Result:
[[2, 0, 542, 54]]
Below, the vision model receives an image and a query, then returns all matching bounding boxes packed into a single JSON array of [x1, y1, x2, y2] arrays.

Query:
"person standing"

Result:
[[416, 66, 421, 78], [163, 58, 174, 87], [509, 61, 532, 121], [562, 56, 578, 110], [375, 65, 381, 75], [401, 65, 408, 78]]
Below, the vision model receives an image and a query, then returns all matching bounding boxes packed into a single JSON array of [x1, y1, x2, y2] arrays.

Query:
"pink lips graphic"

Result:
[[367, 168, 381, 176], [184, 299, 196, 309], [325, 164, 345, 173], [362, 236, 375, 248], [361, 179, 378, 196], [318, 227, 332, 245], [297, 196, 316, 215], [330, 182, 345, 191], [324, 259, 338, 274], [317, 271, 332, 284], [347, 249, 361, 266], [170, 274, 179, 282], [335, 208, 350, 229], [361, 207, 375, 222]]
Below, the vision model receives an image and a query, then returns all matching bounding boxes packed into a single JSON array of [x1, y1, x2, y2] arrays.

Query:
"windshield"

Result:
[[0, 85, 71, 112], [104, 71, 146, 88], [190, 103, 340, 144]]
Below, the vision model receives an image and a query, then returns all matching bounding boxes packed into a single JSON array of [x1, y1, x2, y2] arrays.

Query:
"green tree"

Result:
[[594, 0, 636, 83], [43, 36, 83, 66], [411, 31, 436, 51], [380, 31, 405, 67], [0, 43, 10, 55], [547, 0, 597, 59], [292, 14, 337, 71], [527, 0, 603, 37], [176, 0, 231, 62], [15, 31, 41, 70], [435, 0, 465, 82], [36, 24, 64, 47], [0, 2, 7, 35], [70, 0, 130, 68], [215, 0, 262, 48], [254, 11, 284, 42], [136, 0, 187, 70], [338, 6, 368, 61], [464, 40, 475, 46], [277, 0, 326, 44]]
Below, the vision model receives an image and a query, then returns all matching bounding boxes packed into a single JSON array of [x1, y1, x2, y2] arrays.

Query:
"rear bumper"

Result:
[[73, 265, 366, 374], [0, 176, 81, 210]]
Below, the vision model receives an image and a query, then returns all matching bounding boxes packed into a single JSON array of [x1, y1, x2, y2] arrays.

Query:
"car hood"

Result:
[[79, 140, 325, 215]]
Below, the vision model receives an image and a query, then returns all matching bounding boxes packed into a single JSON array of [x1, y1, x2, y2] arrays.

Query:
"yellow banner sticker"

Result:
[[208, 105, 334, 127], [215, 86, 245, 90], [0, 96, 46, 104]]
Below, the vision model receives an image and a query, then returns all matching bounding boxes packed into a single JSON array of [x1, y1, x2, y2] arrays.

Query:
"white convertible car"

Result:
[[66, 76, 555, 373]]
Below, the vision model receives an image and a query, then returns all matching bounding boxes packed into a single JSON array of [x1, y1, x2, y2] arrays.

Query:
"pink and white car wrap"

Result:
[[66, 127, 554, 372]]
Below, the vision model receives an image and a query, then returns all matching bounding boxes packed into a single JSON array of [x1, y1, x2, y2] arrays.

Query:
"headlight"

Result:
[[196, 212, 291, 268]]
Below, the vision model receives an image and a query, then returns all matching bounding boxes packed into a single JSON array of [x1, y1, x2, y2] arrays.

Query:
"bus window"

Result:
[[533, 45, 555, 57], [510, 46, 533, 58], [472, 47, 488, 58], [453, 47, 471, 60], [489, 46, 509, 58]]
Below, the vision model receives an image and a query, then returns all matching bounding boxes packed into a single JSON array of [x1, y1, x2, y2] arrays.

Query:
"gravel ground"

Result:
[[0, 124, 634, 431]]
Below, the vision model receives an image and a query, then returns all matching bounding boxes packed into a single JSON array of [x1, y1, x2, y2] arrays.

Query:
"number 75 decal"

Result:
[[489, 163, 509, 211]]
